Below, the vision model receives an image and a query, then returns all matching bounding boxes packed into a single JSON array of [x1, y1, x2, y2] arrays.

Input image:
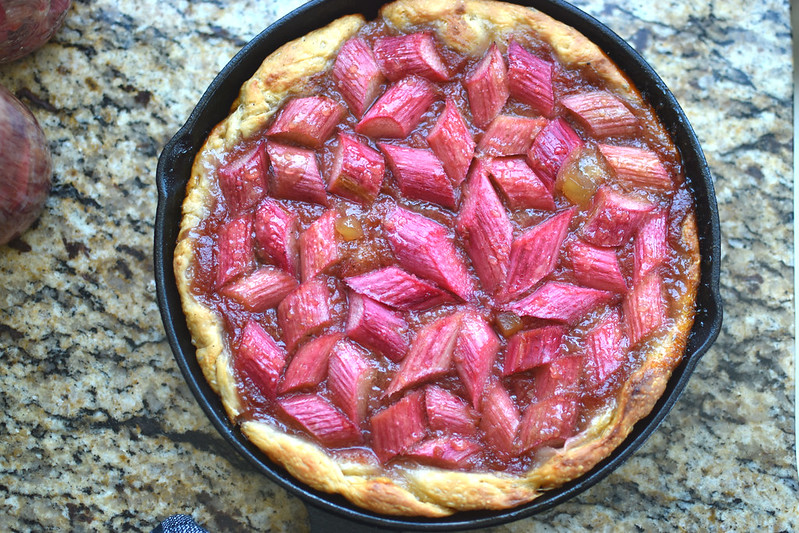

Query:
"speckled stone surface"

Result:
[[0, 0, 793, 531]]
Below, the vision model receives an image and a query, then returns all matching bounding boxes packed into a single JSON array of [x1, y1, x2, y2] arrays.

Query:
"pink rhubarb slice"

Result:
[[277, 278, 336, 351], [279, 333, 342, 394], [266, 142, 328, 206], [235, 320, 286, 401], [254, 199, 299, 276], [379, 143, 456, 209], [215, 213, 254, 289], [299, 209, 340, 281], [344, 266, 455, 311], [487, 156, 554, 210], [527, 117, 584, 187], [425, 385, 478, 437], [633, 210, 669, 283], [404, 436, 482, 468], [220, 266, 298, 312], [465, 43, 509, 127], [505, 281, 616, 324], [218, 143, 267, 214], [561, 92, 639, 137], [356, 76, 437, 138], [517, 394, 580, 453], [327, 133, 385, 205], [568, 239, 628, 293], [371, 391, 427, 462], [585, 309, 628, 385], [346, 292, 409, 362], [580, 186, 655, 247], [266, 96, 345, 148], [479, 382, 521, 458], [426, 98, 475, 185], [502, 325, 566, 376], [507, 40, 555, 117], [278, 394, 362, 447], [328, 339, 375, 426], [529, 355, 586, 402], [477, 115, 547, 157], [598, 144, 673, 191], [623, 270, 667, 346], [333, 37, 385, 118], [373, 32, 450, 82], [453, 310, 500, 409]]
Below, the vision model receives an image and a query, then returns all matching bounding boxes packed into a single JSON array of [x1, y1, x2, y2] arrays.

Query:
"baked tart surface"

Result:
[[174, 0, 700, 516]]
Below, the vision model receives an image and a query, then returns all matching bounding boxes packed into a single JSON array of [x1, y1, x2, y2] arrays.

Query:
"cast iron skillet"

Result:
[[154, 0, 723, 530]]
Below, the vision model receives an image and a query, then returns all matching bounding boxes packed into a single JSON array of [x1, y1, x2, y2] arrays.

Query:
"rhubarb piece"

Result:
[[266, 142, 328, 206], [379, 143, 456, 209], [580, 186, 655, 247], [404, 436, 482, 468], [266, 96, 345, 148], [278, 394, 362, 447], [335, 216, 364, 242], [385, 313, 461, 398], [526, 117, 584, 187], [218, 143, 267, 214], [585, 309, 627, 385], [479, 383, 520, 458], [505, 281, 616, 324], [220, 266, 298, 312], [498, 208, 574, 302], [494, 312, 523, 338], [530, 356, 585, 401], [465, 43, 509, 127], [254, 199, 299, 276], [373, 32, 450, 82], [279, 333, 342, 394], [235, 320, 286, 401], [277, 278, 335, 351], [333, 37, 385, 118], [425, 385, 478, 436], [299, 210, 340, 281], [502, 325, 566, 376], [517, 394, 580, 453], [344, 266, 455, 311], [356, 76, 437, 138], [568, 239, 628, 293], [426, 98, 475, 185], [371, 392, 427, 462], [328, 339, 375, 426], [327, 133, 385, 205], [453, 311, 500, 409], [561, 92, 639, 137], [215, 213, 254, 289], [556, 147, 609, 206], [623, 270, 667, 346], [507, 40, 555, 117], [633, 210, 668, 283], [477, 115, 547, 157], [346, 292, 409, 362], [384, 207, 475, 301], [598, 144, 672, 190], [456, 162, 512, 294], [487, 156, 554, 210]]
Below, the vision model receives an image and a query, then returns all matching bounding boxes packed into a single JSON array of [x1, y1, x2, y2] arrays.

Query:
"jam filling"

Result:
[[188, 20, 695, 474]]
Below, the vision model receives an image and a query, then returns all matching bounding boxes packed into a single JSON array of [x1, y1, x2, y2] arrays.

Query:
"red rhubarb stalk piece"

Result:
[[530, 355, 586, 402], [426, 98, 475, 185], [328, 339, 375, 426], [277, 278, 336, 351], [623, 270, 667, 346], [384, 206, 475, 301], [526, 117, 584, 187], [327, 133, 385, 205], [561, 92, 639, 137], [278, 394, 362, 447], [580, 186, 655, 247], [479, 382, 521, 458], [507, 40, 555, 117], [215, 213, 254, 289], [499, 208, 574, 302], [235, 320, 287, 401], [266, 142, 328, 206], [346, 292, 409, 362], [385, 313, 462, 398], [502, 325, 566, 376], [344, 266, 455, 311], [633, 210, 668, 283], [218, 143, 267, 214], [487, 156, 554, 210], [517, 394, 580, 453], [465, 43, 509, 127], [220, 266, 298, 312], [266, 96, 345, 148], [373, 32, 450, 82], [371, 391, 427, 462], [456, 161, 512, 294], [453, 310, 500, 409], [477, 115, 547, 157], [254, 199, 299, 277], [404, 436, 482, 468], [568, 239, 628, 293], [425, 385, 478, 437], [598, 144, 673, 191], [505, 281, 616, 324], [299, 210, 340, 282], [333, 37, 385, 118], [356, 76, 437, 138], [278, 333, 342, 394], [379, 143, 456, 209], [585, 309, 628, 385]]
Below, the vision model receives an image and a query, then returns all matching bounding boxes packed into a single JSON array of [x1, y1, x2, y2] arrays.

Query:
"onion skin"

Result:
[[0, 0, 71, 63], [0, 84, 52, 245]]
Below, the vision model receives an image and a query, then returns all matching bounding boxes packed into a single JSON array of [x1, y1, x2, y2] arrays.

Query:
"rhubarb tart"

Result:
[[174, 0, 700, 516]]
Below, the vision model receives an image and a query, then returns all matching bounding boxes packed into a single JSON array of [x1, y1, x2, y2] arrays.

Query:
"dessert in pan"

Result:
[[173, 0, 700, 517]]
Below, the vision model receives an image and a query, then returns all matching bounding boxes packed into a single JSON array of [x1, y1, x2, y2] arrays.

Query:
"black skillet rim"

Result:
[[154, 0, 723, 530]]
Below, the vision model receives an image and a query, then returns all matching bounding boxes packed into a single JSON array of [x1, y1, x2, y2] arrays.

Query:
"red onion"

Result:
[[0, 0, 71, 63], [0, 84, 52, 245]]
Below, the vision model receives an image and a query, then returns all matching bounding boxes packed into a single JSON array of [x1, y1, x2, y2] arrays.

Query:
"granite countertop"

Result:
[[0, 0, 793, 531]]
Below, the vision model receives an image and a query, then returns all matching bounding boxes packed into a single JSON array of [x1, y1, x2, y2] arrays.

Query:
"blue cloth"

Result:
[[151, 514, 210, 533]]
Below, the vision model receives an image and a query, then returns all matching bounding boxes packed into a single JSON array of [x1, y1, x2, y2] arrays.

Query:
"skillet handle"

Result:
[[306, 504, 392, 533]]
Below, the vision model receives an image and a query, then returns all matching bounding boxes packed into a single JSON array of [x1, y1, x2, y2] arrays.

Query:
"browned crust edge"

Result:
[[173, 0, 702, 517]]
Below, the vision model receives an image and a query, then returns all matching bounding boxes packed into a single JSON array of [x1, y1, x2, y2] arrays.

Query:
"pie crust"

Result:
[[174, 0, 700, 516]]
